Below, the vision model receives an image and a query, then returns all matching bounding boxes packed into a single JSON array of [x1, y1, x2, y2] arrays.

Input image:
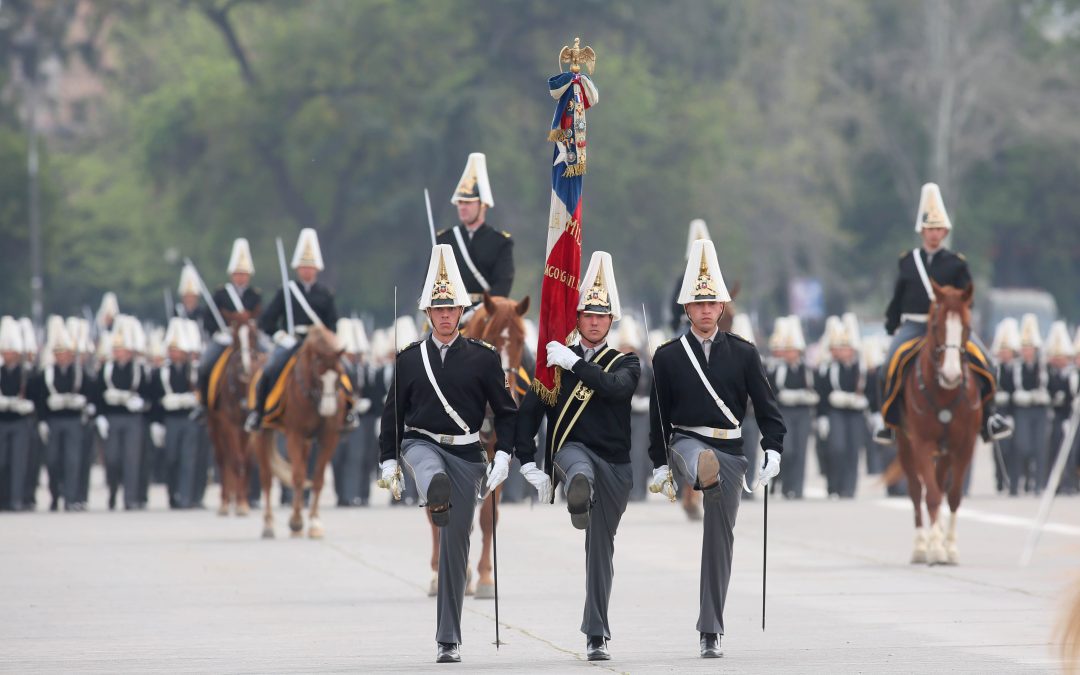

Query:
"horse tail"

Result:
[[1060, 575, 1080, 674]]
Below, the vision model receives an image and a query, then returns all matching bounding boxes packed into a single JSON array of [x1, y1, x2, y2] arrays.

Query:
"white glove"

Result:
[[649, 465, 677, 500], [378, 459, 399, 484], [0, 396, 9, 412], [994, 391, 1010, 406], [1012, 390, 1033, 407], [95, 415, 110, 440], [869, 412, 884, 434], [150, 422, 166, 448], [126, 395, 145, 413], [631, 395, 650, 414], [485, 450, 512, 492], [816, 416, 830, 440], [1053, 390, 1066, 407], [37, 421, 49, 445], [546, 341, 581, 371], [756, 449, 781, 489], [273, 331, 297, 350], [14, 398, 35, 415], [520, 461, 552, 503], [213, 332, 233, 346], [356, 398, 372, 414]]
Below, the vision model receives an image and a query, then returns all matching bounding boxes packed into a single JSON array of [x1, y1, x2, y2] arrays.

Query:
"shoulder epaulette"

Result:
[[899, 250, 909, 259], [501, 230, 512, 238], [436, 228, 449, 236], [398, 340, 423, 354], [467, 337, 497, 351], [956, 252, 966, 261], [654, 337, 678, 352], [725, 331, 753, 346]]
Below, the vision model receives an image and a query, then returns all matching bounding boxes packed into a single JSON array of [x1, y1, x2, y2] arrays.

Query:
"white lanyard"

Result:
[[45, 364, 81, 397], [225, 283, 245, 312], [419, 338, 471, 434], [105, 361, 140, 392], [451, 227, 491, 292], [679, 335, 740, 428], [911, 248, 935, 300], [287, 281, 324, 327]]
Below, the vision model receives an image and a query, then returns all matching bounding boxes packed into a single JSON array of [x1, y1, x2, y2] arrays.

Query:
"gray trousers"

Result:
[[356, 415, 379, 503], [0, 419, 30, 509], [670, 434, 749, 635], [401, 439, 487, 645], [333, 427, 364, 505], [778, 406, 812, 498], [104, 414, 144, 508], [552, 443, 632, 639], [1011, 406, 1049, 493], [165, 415, 201, 508], [628, 412, 652, 501], [45, 417, 83, 507], [826, 409, 865, 498]]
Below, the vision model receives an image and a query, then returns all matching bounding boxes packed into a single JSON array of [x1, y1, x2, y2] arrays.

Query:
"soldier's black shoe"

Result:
[[49, 497, 59, 512], [983, 413, 1013, 442], [586, 636, 610, 661], [566, 474, 592, 530], [435, 642, 460, 663], [243, 410, 261, 433], [426, 472, 452, 528], [108, 491, 117, 511], [873, 427, 895, 445], [700, 632, 723, 658]]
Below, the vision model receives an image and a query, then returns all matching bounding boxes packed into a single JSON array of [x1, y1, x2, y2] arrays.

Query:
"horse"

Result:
[[896, 281, 982, 565], [253, 324, 347, 539], [205, 311, 264, 517], [425, 293, 529, 599]]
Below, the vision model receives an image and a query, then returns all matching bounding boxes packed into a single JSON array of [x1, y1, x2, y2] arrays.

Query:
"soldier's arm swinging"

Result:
[[745, 348, 786, 453]]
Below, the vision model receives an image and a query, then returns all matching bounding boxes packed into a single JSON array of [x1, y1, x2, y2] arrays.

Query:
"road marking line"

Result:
[[874, 499, 1080, 537]]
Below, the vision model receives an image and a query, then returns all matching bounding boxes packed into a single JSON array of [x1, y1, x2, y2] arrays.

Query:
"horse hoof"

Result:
[[289, 517, 303, 534], [910, 550, 927, 564], [946, 547, 959, 565], [464, 568, 474, 596], [927, 545, 948, 565], [474, 582, 495, 600], [309, 521, 324, 539], [261, 527, 274, 539], [218, 505, 229, 517], [236, 504, 250, 517], [428, 573, 438, 598]]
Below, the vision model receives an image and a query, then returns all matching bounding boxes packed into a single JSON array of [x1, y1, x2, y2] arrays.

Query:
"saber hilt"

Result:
[[641, 303, 676, 502], [377, 286, 404, 500]]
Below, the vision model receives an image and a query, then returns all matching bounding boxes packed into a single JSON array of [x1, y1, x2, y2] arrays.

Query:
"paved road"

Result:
[[2, 451, 1077, 674]]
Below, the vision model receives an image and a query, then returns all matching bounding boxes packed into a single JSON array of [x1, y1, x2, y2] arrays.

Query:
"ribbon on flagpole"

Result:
[[533, 38, 598, 404]]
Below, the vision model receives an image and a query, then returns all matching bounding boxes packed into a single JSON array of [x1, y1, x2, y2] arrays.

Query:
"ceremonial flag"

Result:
[[533, 40, 598, 404]]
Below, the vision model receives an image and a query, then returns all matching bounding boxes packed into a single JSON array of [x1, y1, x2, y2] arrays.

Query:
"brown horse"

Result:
[[206, 311, 264, 517], [896, 281, 982, 565], [253, 325, 347, 539], [425, 294, 529, 599]]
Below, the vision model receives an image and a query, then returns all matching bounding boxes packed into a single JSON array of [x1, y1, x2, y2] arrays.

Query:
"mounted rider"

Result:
[[875, 183, 1012, 444]]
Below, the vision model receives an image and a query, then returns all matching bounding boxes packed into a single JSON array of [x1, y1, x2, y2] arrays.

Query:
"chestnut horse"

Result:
[[426, 294, 529, 599], [896, 282, 982, 565], [206, 312, 264, 516], [253, 325, 347, 539]]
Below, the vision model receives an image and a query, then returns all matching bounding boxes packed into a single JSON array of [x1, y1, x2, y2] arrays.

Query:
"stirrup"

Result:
[[343, 409, 360, 430], [873, 427, 895, 445]]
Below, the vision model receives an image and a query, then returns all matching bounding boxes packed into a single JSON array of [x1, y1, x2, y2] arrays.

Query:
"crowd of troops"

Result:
[[1, 153, 1078, 664]]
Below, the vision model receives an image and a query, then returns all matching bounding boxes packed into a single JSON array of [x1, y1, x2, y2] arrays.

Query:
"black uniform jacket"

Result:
[[649, 331, 785, 468], [885, 247, 971, 335], [204, 285, 262, 333], [768, 361, 815, 401], [815, 360, 866, 416], [514, 345, 641, 467], [436, 224, 514, 297], [1048, 367, 1074, 418], [0, 363, 32, 423], [379, 336, 517, 463], [258, 281, 337, 334], [90, 360, 150, 416], [29, 363, 90, 420], [146, 362, 196, 420]]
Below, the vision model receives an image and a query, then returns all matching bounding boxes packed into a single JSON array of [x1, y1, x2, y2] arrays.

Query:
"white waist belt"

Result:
[[673, 424, 742, 440], [901, 313, 928, 323], [406, 426, 481, 446]]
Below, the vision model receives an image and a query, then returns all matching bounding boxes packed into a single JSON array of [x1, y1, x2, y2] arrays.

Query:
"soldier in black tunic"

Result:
[[377, 244, 517, 665], [245, 229, 339, 431], [435, 153, 514, 307], [195, 238, 262, 413], [767, 316, 818, 499], [0, 317, 35, 511], [1045, 321, 1075, 495], [877, 183, 1010, 444], [649, 240, 786, 659], [147, 319, 202, 508], [515, 252, 640, 662]]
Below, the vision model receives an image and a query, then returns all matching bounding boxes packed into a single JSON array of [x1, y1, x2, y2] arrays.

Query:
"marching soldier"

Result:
[[816, 316, 869, 499], [514, 252, 641, 662], [648, 239, 786, 659], [0, 316, 34, 511], [1045, 321, 1074, 495], [1011, 314, 1051, 494], [877, 183, 1011, 444], [175, 264, 207, 324], [669, 219, 711, 334], [91, 316, 151, 510], [993, 318, 1021, 495], [32, 317, 92, 511], [246, 229, 339, 431], [195, 238, 262, 417], [147, 318, 202, 508], [767, 316, 818, 499], [332, 318, 372, 506], [377, 245, 517, 664], [436, 153, 515, 308]]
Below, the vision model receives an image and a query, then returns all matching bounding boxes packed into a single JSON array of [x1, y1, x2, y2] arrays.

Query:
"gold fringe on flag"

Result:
[[547, 128, 571, 143], [562, 161, 587, 178]]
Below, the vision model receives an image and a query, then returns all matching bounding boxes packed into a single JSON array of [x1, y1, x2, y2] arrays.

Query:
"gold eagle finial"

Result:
[[559, 37, 596, 75]]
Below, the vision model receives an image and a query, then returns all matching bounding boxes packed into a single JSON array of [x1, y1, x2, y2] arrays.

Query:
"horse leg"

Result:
[[210, 424, 231, 516], [898, 434, 927, 563], [234, 427, 250, 517], [308, 427, 339, 539], [287, 432, 306, 536], [256, 431, 274, 539], [474, 486, 499, 599], [915, 443, 947, 565]]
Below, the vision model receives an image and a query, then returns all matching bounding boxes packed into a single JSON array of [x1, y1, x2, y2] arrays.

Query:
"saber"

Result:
[[424, 188, 437, 247], [492, 488, 502, 650], [376, 287, 403, 500], [763, 483, 768, 631], [991, 437, 1012, 495], [274, 238, 295, 336], [641, 303, 676, 502], [181, 258, 227, 334], [1020, 393, 1080, 566]]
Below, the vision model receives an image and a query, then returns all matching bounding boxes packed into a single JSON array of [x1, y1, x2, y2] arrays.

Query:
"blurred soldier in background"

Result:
[[0, 317, 34, 511], [1011, 314, 1050, 495], [768, 316, 817, 499]]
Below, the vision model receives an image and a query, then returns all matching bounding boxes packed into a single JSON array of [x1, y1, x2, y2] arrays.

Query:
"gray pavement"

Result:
[[1, 446, 1078, 674]]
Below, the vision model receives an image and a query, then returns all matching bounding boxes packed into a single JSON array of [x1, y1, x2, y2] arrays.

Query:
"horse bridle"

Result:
[[912, 305, 979, 456]]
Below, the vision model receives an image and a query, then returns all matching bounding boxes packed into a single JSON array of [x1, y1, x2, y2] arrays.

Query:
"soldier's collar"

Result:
[[429, 332, 460, 350]]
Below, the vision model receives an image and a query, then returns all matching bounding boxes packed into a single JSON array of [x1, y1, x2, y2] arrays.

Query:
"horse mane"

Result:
[[303, 324, 341, 358]]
